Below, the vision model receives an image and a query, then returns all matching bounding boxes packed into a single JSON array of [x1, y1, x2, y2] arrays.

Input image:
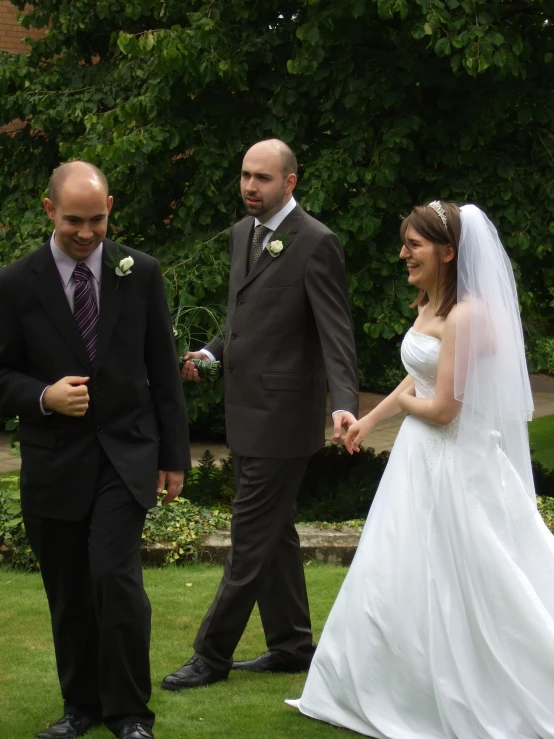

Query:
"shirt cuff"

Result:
[[331, 409, 350, 416], [40, 386, 53, 416], [201, 348, 217, 363]]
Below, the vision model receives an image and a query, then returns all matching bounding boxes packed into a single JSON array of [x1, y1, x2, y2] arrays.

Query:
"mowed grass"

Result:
[[0, 564, 356, 739], [529, 414, 554, 470]]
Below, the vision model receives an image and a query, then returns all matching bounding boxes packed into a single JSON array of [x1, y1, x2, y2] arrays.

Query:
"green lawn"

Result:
[[529, 414, 554, 470], [0, 564, 356, 739]]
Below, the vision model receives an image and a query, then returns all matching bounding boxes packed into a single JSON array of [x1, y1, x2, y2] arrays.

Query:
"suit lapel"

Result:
[[31, 242, 93, 372], [93, 240, 127, 374], [238, 205, 304, 291], [234, 218, 254, 283], [228, 218, 253, 303]]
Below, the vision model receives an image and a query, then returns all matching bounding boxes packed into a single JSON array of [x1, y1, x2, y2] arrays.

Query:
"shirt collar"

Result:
[[50, 233, 103, 286], [254, 196, 297, 232]]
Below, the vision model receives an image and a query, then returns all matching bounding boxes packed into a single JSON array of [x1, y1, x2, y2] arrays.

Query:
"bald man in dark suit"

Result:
[[0, 162, 190, 739], [163, 139, 358, 690]]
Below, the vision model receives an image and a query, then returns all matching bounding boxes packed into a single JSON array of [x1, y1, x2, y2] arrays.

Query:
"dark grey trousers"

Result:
[[193, 454, 314, 671]]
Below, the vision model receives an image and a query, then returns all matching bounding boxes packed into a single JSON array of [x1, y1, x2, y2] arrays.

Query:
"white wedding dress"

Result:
[[287, 328, 554, 738]]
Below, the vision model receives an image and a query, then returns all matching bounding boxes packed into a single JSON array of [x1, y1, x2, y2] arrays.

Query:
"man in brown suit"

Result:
[[162, 139, 358, 689]]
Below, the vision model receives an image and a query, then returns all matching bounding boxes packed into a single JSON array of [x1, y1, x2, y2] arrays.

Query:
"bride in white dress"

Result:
[[286, 201, 554, 738]]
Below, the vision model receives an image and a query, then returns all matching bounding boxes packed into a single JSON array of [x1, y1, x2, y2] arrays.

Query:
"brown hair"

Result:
[[400, 201, 461, 317]]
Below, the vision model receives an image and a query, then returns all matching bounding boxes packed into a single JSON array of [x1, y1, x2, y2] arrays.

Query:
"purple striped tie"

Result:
[[73, 262, 99, 362]]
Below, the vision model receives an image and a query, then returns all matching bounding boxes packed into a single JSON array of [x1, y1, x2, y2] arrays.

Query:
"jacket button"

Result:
[[228, 366, 234, 372], [96, 425, 103, 433], [238, 299, 245, 306], [231, 333, 238, 339], [94, 387, 100, 396]]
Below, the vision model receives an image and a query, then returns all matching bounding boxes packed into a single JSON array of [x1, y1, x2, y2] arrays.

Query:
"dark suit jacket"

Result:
[[206, 204, 358, 458], [0, 238, 190, 520]]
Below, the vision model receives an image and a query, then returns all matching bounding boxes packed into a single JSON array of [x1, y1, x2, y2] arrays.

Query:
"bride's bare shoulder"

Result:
[[446, 299, 494, 353], [448, 298, 488, 328]]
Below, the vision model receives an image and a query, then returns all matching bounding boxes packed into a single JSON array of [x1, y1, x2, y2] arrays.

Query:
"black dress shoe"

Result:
[[119, 724, 154, 739], [161, 656, 229, 690], [36, 714, 99, 738], [232, 650, 314, 674]]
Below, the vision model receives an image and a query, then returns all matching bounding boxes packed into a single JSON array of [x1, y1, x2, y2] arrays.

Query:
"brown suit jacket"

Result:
[[206, 204, 358, 458]]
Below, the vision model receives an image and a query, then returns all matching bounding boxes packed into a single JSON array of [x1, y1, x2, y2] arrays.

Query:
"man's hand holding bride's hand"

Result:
[[332, 411, 357, 443], [344, 414, 376, 455], [180, 351, 209, 382]]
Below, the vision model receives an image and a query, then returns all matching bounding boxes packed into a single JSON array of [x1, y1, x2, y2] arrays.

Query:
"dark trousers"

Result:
[[193, 454, 314, 671], [23, 449, 153, 736]]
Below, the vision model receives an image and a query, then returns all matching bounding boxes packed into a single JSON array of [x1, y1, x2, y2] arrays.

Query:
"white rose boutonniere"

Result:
[[265, 230, 291, 260], [267, 240, 284, 258], [106, 249, 134, 289], [115, 256, 134, 277]]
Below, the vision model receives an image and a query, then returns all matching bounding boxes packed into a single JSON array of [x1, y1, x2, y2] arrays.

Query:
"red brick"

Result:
[[0, 1, 46, 53]]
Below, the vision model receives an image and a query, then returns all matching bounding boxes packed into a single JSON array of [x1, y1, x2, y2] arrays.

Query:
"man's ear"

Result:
[[107, 195, 114, 215], [285, 173, 297, 195], [44, 198, 55, 221]]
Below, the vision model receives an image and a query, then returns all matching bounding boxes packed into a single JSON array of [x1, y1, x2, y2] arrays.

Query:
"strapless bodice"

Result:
[[401, 328, 441, 399]]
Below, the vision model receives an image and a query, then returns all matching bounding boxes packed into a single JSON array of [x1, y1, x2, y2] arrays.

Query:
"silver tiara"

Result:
[[428, 200, 447, 228]]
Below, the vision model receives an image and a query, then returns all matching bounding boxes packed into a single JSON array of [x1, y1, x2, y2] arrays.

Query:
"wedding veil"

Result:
[[454, 204, 536, 510]]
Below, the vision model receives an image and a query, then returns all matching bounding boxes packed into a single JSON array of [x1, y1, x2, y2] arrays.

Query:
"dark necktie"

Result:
[[73, 262, 99, 362], [248, 224, 271, 273]]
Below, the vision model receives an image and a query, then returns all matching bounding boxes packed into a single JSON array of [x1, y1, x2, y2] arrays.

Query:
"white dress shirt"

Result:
[[254, 196, 297, 247]]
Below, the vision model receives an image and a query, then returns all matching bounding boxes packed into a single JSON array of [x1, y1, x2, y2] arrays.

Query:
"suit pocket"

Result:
[[18, 425, 56, 449], [262, 373, 311, 392], [264, 280, 297, 288]]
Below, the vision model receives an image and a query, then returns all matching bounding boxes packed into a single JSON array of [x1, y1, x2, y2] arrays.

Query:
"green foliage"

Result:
[[0, 0, 552, 411], [164, 262, 226, 360], [0, 472, 230, 569], [0, 475, 37, 569], [537, 496, 554, 531], [4, 415, 20, 454], [298, 445, 390, 521], [185, 450, 235, 508], [528, 338, 554, 375], [142, 493, 231, 565], [163, 262, 226, 431], [532, 458, 554, 496], [363, 362, 406, 395]]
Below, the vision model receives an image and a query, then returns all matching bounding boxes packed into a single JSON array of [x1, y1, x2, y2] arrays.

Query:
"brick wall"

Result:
[[0, 3, 46, 132], [0, 1, 45, 54]]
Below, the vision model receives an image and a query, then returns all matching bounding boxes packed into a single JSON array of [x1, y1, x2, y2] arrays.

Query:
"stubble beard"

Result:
[[242, 183, 287, 220]]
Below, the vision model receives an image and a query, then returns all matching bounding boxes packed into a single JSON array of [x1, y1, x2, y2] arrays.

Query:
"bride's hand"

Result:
[[344, 414, 375, 455]]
